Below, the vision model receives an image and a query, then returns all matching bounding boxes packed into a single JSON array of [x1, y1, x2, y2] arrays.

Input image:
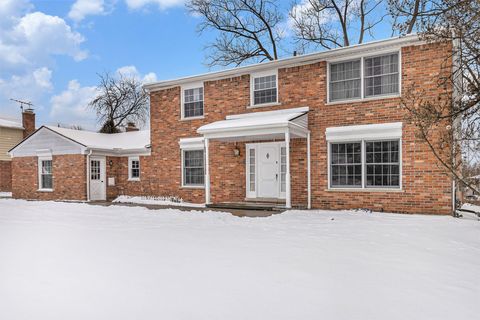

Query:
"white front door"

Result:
[[257, 143, 280, 198], [90, 157, 106, 201]]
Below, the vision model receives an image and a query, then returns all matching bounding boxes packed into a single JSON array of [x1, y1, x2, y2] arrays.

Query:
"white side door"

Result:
[[90, 157, 106, 201], [257, 143, 279, 198]]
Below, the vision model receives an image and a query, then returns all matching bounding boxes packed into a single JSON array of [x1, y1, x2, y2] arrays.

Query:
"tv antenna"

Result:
[[10, 98, 34, 112]]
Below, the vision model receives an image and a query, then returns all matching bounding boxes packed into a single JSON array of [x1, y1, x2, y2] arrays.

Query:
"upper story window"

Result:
[[182, 84, 204, 119], [364, 53, 399, 97], [251, 71, 278, 106], [329, 60, 361, 102], [328, 52, 400, 103]]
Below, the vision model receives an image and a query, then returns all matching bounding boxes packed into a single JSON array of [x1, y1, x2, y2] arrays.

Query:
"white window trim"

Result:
[[37, 155, 53, 192], [180, 82, 205, 120], [249, 69, 279, 108], [326, 50, 402, 104], [327, 138, 403, 191], [128, 156, 140, 181], [181, 148, 205, 189]]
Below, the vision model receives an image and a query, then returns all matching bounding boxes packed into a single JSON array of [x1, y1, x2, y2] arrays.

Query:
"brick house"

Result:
[[9, 125, 150, 201], [9, 34, 454, 214], [0, 109, 35, 192], [142, 34, 454, 214]]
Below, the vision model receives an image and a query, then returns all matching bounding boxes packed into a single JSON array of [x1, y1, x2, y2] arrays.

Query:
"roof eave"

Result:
[[144, 34, 422, 92]]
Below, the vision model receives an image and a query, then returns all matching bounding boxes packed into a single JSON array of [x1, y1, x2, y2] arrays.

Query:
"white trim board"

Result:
[[326, 122, 403, 142]]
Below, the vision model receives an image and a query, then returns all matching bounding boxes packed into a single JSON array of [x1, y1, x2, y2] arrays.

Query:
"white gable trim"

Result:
[[325, 122, 403, 142]]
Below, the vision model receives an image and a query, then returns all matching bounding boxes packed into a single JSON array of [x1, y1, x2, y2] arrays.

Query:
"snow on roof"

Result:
[[0, 117, 23, 130], [45, 126, 150, 151], [197, 107, 308, 134]]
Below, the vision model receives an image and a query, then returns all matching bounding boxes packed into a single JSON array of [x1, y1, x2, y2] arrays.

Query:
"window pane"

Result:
[[364, 53, 399, 97], [41, 160, 53, 189], [184, 150, 204, 186], [183, 87, 204, 118], [330, 142, 362, 187], [329, 60, 361, 102], [365, 140, 400, 187], [253, 75, 277, 105], [249, 148, 256, 192], [131, 160, 140, 178]]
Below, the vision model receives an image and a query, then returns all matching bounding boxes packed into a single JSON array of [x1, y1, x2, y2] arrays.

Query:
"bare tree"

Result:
[[393, 0, 480, 202], [290, 0, 386, 50], [89, 72, 149, 134], [187, 0, 284, 66]]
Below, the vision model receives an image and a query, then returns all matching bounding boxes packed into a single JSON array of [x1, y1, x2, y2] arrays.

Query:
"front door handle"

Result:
[[275, 173, 278, 181]]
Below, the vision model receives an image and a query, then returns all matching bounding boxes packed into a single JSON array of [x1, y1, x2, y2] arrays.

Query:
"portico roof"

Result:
[[197, 107, 309, 141]]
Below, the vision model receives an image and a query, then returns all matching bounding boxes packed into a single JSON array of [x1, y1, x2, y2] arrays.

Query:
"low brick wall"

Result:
[[0, 160, 12, 192], [12, 155, 87, 201]]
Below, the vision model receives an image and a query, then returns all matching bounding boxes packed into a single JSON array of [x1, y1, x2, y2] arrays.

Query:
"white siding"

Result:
[[0, 127, 23, 161], [10, 128, 84, 157]]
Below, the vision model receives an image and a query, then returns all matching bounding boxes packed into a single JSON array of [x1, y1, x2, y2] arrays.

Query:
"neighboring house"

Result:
[[9, 34, 455, 214], [0, 109, 35, 192], [142, 34, 454, 214], [9, 125, 150, 201]]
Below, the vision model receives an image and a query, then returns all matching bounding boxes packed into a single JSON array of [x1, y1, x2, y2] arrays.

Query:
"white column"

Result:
[[204, 138, 211, 205], [307, 131, 311, 209], [285, 130, 291, 209]]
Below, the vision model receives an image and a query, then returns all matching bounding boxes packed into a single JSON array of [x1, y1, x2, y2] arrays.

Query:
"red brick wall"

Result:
[[12, 155, 87, 201], [0, 160, 12, 192], [147, 42, 453, 214], [105, 156, 151, 200]]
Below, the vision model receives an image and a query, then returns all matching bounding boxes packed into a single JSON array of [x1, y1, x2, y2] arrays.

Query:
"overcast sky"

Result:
[[0, 0, 391, 130]]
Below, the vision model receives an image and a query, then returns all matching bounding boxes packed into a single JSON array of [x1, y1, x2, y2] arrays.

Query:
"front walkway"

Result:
[[89, 201, 283, 217]]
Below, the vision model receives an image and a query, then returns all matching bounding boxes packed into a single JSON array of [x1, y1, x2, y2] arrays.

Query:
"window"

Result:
[[249, 148, 256, 192], [252, 73, 277, 105], [128, 157, 140, 180], [329, 60, 361, 102], [328, 52, 400, 103], [330, 142, 362, 187], [280, 146, 287, 192], [38, 158, 53, 190], [91, 160, 100, 180], [183, 149, 204, 186], [183, 86, 204, 118], [364, 53, 399, 97], [366, 141, 400, 187], [329, 139, 401, 189]]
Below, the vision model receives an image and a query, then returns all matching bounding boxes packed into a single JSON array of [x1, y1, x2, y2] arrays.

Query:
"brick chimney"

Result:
[[125, 122, 139, 132], [22, 108, 35, 138]]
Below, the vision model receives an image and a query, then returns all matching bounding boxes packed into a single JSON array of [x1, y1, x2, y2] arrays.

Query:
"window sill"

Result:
[[326, 187, 404, 193], [37, 189, 53, 192], [247, 102, 281, 109], [180, 185, 205, 189], [180, 116, 205, 121], [326, 94, 401, 106], [128, 178, 140, 182]]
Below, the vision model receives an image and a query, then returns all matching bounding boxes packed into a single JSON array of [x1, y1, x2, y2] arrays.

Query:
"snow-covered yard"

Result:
[[0, 199, 478, 320]]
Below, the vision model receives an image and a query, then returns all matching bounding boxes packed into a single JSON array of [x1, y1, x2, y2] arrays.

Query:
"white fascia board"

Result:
[[226, 106, 309, 120], [326, 122, 403, 142], [144, 35, 422, 92], [179, 137, 205, 150], [87, 147, 151, 157]]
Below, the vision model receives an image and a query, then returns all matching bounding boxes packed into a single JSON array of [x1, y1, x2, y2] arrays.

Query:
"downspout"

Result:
[[451, 30, 462, 216], [86, 149, 92, 202]]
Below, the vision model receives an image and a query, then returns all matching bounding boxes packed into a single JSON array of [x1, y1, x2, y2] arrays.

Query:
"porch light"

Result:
[[233, 147, 240, 157]]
